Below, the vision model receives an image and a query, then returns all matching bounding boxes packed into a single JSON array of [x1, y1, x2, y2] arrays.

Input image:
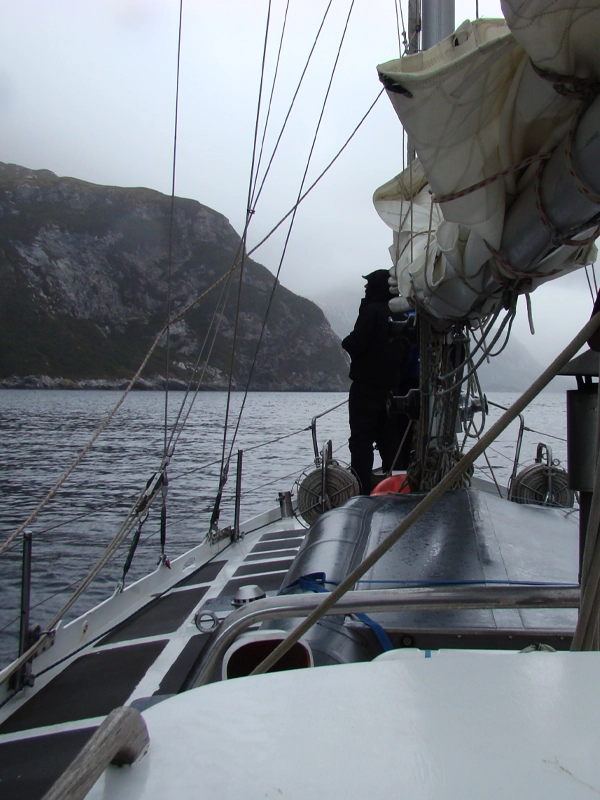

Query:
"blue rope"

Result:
[[282, 572, 393, 652]]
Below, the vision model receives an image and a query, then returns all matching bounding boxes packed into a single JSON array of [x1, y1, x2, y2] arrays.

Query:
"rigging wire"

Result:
[[247, 89, 385, 261], [1, 7, 381, 598], [393, 0, 403, 57], [251, 0, 291, 205], [250, 0, 335, 210], [165, 269, 236, 457], [211, 0, 276, 532], [585, 265, 596, 299], [222, 0, 357, 469], [163, 0, 185, 460]]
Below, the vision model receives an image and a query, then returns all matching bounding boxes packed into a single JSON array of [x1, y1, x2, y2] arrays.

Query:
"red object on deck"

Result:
[[370, 473, 410, 495]]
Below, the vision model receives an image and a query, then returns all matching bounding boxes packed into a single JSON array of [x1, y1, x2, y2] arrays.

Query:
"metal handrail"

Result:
[[187, 584, 580, 688], [42, 706, 148, 800]]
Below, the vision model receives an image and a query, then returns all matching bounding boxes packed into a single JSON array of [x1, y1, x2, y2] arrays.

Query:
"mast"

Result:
[[400, 0, 461, 491], [407, 0, 421, 54], [421, 0, 455, 51]]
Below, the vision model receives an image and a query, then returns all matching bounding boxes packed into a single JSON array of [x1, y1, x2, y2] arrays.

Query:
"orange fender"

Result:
[[370, 473, 410, 495]]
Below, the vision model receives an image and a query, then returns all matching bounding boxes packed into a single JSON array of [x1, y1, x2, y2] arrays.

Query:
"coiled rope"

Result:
[[296, 464, 359, 526], [511, 463, 575, 508]]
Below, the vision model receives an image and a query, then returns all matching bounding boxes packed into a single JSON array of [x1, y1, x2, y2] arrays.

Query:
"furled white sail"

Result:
[[375, 2, 600, 323]]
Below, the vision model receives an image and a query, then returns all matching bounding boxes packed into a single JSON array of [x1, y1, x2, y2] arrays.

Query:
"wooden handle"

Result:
[[42, 706, 149, 800]]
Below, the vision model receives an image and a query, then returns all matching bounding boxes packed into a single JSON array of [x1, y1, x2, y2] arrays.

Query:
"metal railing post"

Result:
[[16, 530, 33, 690], [234, 450, 243, 538]]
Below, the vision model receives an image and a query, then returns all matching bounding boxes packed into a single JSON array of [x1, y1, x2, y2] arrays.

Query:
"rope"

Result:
[[533, 152, 600, 248], [530, 60, 600, 102], [564, 96, 600, 206], [510, 463, 574, 508], [435, 308, 516, 396], [296, 464, 359, 526], [433, 151, 552, 205], [250, 311, 600, 675]]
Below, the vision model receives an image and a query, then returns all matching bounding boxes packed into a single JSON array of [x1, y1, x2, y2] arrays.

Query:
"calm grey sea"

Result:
[[0, 388, 571, 667]]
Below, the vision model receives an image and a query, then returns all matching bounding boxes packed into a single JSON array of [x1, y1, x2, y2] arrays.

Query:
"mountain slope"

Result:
[[0, 163, 349, 391]]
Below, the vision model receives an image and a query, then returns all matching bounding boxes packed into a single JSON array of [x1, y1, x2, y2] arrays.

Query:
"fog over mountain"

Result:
[[309, 286, 573, 394]]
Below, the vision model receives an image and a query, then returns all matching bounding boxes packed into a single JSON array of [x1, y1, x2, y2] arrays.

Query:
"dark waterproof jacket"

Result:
[[342, 288, 409, 390]]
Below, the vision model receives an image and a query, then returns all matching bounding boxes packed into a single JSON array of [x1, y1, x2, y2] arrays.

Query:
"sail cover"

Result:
[[375, 1, 600, 322]]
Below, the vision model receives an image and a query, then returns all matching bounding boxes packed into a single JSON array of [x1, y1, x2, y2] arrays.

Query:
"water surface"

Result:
[[0, 388, 571, 666]]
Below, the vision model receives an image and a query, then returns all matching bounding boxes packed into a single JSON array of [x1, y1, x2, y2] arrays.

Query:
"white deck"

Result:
[[88, 649, 600, 799]]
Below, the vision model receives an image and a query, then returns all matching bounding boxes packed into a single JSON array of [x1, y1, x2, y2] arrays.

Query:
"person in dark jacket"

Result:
[[342, 269, 409, 494]]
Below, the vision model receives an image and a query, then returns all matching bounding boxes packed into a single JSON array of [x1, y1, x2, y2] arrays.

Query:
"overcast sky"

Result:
[[0, 0, 596, 365]]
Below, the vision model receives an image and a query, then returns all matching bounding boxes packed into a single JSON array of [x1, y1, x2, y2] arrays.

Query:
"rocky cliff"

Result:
[[0, 163, 350, 391]]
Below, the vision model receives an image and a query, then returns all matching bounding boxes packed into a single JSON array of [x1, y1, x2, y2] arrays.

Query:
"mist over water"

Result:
[[0, 388, 573, 667]]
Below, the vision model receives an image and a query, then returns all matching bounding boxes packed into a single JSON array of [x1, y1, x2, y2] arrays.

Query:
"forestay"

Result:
[[375, 1, 600, 321]]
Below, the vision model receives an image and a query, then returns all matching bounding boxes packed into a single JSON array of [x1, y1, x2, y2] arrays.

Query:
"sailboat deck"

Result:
[[0, 488, 582, 799], [0, 515, 307, 800]]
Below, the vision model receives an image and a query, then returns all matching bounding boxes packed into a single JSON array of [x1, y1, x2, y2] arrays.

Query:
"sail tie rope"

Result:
[[432, 151, 552, 205], [533, 151, 600, 248], [530, 61, 600, 102]]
